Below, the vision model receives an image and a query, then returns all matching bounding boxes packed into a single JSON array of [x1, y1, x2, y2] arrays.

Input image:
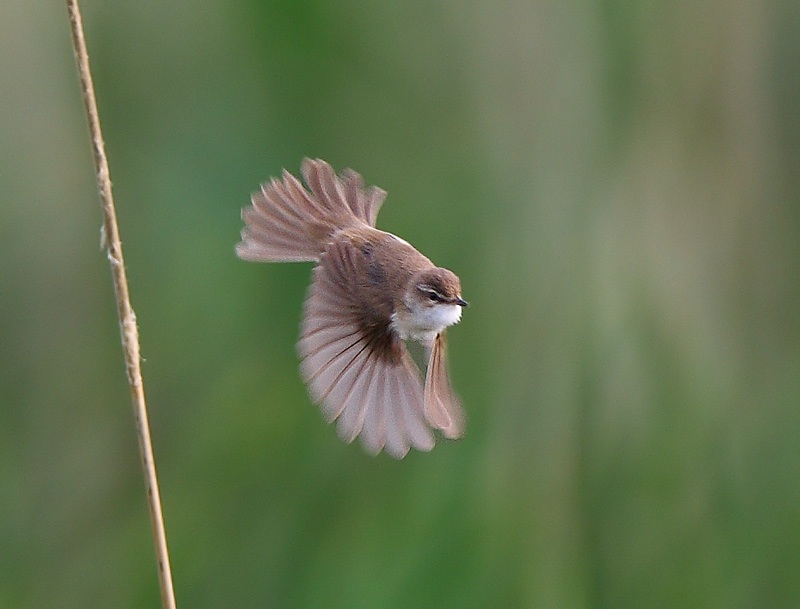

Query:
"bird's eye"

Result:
[[426, 291, 441, 302]]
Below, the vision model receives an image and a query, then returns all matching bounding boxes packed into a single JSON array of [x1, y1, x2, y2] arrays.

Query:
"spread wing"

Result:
[[297, 239, 436, 458], [301, 158, 386, 229], [236, 158, 387, 262]]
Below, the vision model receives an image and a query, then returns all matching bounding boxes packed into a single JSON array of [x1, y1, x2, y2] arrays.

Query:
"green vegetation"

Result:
[[1, 1, 799, 607]]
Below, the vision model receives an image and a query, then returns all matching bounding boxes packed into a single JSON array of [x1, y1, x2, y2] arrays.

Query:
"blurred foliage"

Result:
[[2, 0, 800, 607]]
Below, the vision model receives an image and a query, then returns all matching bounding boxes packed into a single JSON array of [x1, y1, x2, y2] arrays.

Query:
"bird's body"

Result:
[[237, 159, 466, 458]]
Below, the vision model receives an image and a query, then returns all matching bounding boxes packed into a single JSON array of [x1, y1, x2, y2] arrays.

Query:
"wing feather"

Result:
[[237, 159, 385, 262], [423, 332, 466, 439], [297, 238, 443, 457], [398, 353, 436, 450], [301, 158, 386, 228], [358, 366, 388, 455]]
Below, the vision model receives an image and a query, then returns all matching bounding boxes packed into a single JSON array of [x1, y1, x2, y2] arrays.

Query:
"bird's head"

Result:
[[401, 268, 467, 339]]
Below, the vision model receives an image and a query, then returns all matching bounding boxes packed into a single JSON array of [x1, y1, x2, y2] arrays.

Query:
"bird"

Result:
[[236, 158, 467, 458]]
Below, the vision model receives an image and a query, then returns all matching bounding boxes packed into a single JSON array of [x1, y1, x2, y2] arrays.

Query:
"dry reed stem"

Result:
[[66, 2, 177, 608]]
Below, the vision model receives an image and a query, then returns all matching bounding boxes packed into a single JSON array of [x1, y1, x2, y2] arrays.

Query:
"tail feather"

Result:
[[341, 168, 384, 227], [236, 158, 387, 263]]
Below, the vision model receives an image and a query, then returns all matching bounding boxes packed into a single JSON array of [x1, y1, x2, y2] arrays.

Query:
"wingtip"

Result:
[[423, 333, 467, 439]]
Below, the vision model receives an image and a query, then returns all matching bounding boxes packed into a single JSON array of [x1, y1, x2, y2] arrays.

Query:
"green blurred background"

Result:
[[2, 1, 800, 607]]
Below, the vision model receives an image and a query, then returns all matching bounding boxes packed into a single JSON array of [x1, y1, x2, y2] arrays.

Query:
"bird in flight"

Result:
[[237, 159, 467, 458]]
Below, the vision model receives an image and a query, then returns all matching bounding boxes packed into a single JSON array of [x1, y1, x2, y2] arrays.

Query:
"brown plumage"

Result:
[[237, 158, 466, 458]]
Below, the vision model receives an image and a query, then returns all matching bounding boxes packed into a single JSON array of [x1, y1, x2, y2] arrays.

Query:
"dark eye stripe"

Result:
[[418, 285, 447, 302]]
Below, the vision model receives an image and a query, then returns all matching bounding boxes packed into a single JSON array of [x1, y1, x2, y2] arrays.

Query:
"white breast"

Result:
[[391, 304, 462, 343]]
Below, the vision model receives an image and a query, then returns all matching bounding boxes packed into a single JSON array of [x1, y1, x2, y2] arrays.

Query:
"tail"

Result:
[[236, 158, 387, 262]]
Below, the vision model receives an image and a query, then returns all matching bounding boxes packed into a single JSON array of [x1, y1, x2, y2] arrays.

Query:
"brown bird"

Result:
[[237, 159, 467, 458]]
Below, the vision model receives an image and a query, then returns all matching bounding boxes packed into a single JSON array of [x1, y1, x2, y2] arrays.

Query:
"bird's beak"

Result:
[[454, 297, 469, 307]]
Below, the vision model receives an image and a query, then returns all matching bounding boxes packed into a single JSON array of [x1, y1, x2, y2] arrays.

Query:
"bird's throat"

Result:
[[391, 304, 462, 342]]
